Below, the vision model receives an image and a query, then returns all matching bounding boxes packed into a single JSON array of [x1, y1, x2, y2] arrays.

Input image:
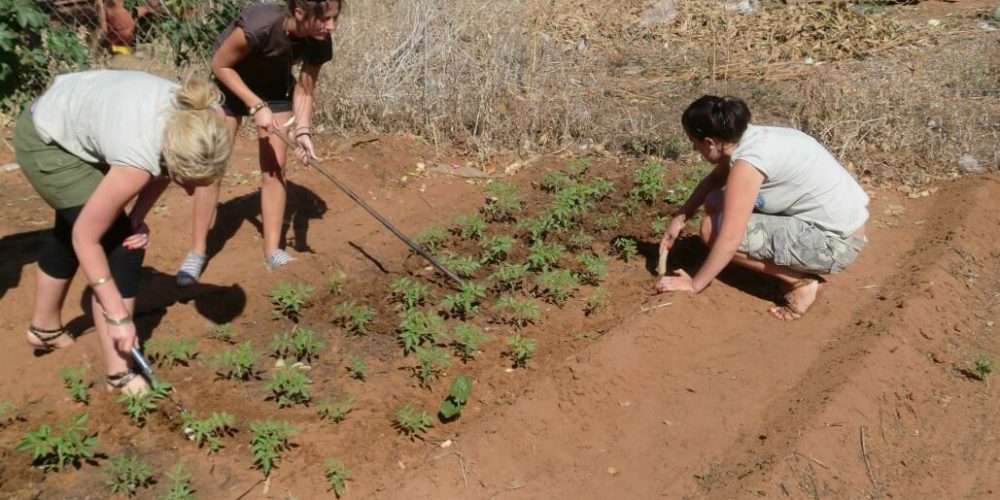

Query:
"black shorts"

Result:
[[217, 76, 295, 117]]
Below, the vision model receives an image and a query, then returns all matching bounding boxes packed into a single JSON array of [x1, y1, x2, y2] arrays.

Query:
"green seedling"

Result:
[[415, 226, 448, 253], [620, 196, 642, 216], [451, 214, 487, 240], [495, 294, 541, 328], [249, 419, 299, 477], [347, 356, 368, 381], [213, 341, 260, 380], [106, 453, 153, 497], [566, 157, 592, 178], [0, 400, 17, 425], [58, 365, 90, 405], [393, 404, 433, 438], [390, 277, 431, 311], [439, 375, 473, 421], [665, 162, 713, 206], [479, 234, 516, 264], [585, 177, 615, 200], [548, 184, 594, 230], [160, 462, 194, 500], [519, 215, 551, 242], [440, 253, 482, 278], [541, 170, 575, 192], [535, 269, 580, 307], [269, 327, 324, 362], [118, 381, 172, 426], [613, 237, 639, 262], [324, 458, 351, 498], [528, 240, 565, 272], [576, 254, 608, 285], [146, 336, 198, 367], [594, 212, 622, 232], [567, 230, 594, 251], [328, 273, 345, 295], [489, 263, 529, 291], [482, 181, 523, 221], [451, 323, 489, 362], [414, 346, 452, 388], [269, 281, 315, 321], [973, 353, 995, 381], [264, 366, 312, 407], [585, 288, 611, 316], [629, 160, 668, 204], [209, 323, 237, 344], [439, 281, 487, 319], [507, 334, 537, 368], [18, 413, 98, 471], [333, 300, 376, 335], [651, 216, 668, 235], [181, 411, 236, 452], [317, 395, 355, 423], [397, 309, 448, 354]]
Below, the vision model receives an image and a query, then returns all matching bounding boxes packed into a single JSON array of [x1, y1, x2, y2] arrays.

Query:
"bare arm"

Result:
[[290, 63, 324, 161], [660, 162, 730, 253], [211, 28, 256, 108], [129, 176, 169, 227]]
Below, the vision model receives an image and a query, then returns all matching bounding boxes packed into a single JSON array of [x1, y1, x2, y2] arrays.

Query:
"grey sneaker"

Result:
[[265, 249, 296, 270], [176, 251, 207, 287]]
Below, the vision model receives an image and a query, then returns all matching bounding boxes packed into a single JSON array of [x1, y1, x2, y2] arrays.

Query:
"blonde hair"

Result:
[[161, 77, 232, 185]]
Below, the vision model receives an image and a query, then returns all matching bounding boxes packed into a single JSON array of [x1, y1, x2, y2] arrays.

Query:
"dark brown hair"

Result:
[[286, 0, 343, 18], [681, 95, 751, 142]]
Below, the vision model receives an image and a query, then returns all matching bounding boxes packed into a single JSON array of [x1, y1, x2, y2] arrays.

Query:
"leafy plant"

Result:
[[415, 226, 448, 253], [541, 170, 575, 192], [613, 237, 639, 262], [160, 463, 194, 500], [482, 181, 523, 221], [567, 230, 594, 251], [535, 269, 580, 307], [495, 295, 541, 328], [479, 234, 516, 264], [347, 356, 368, 381], [528, 241, 566, 272], [566, 157, 592, 178], [317, 395, 355, 423], [118, 382, 172, 426], [106, 454, 153, 497], [439, 375, 473, 421], [264, 366, 312, 407], [451, 323, 490, 362], [333, 300, 376, 335], [269, 282, 314, 321], [390, 277, 431, 311], [439, 281, 487, 319], [665, 162, 713, 206], [594, 212, 622, 232], [58, 365, 90, 405], [328, 273, 346, 295], [629, 161, 668, 204], [269, 327, 324, 362], [414, 346, 452, 387], [393, 404, 433, 438], [439, 253, 482, 279], [249, 419, 299, 477], [397, 309, 448, 354], [585, 288, 611, 316], [519, 215, 552, 242], [209, 323, 237, 344], [0, 400, 16, 424], [146, 336, 199, 367], [324, 458, 352, 497], [181, 411, 236, 452], [548, 184, 595, 230], [18, 413, 98, 471], [451, 214, 487, 240], [585, 177, 615, 200], [507, 335, 538, 368], [973, 353, 995, 381], [576, 254, 609, 285], [651, 216, 668, 235], [213, 342, 260, 380], [489, 263, 529, 291]]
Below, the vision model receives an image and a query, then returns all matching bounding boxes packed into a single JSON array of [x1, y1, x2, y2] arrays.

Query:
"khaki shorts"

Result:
[[736, 212, 867, 274]]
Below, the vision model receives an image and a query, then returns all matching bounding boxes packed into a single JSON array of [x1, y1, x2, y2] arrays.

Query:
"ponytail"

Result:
[[161, 77, 232, 185], [681, 95, 751, 142], [286, 0, 343, 18]]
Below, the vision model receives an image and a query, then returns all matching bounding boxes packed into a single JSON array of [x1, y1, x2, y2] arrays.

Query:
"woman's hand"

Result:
[[122, 221, 149, 250], [655, 269, 696, 293], [660, 214, 686, 254], [293, 132, 318, 165], [254, 106, 275, 134], [107, 320, 139, 353]]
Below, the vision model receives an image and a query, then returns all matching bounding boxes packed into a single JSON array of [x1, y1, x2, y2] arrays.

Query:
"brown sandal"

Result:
[[27, 325, 72, 352]]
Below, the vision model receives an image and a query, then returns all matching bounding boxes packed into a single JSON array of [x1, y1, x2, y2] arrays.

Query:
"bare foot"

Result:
[[768, 278, 827, 321], [26, 325, 75, 351]]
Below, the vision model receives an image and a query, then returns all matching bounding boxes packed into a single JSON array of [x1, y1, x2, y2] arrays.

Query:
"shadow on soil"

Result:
[[0, 229, 48, 301]]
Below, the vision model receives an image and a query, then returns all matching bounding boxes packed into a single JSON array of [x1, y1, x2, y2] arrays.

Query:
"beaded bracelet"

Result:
[[103, 314, 133, 327]]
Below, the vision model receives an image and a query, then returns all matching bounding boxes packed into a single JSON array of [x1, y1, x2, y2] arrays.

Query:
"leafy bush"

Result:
[[451, 214, 487, 240], [324, 458, 351, 497], [18, 413, 98, 471], [527, 241, 565, 272], [146, 336, 199, 367], [333, 300, 376, 335], [181, 411, 236, 452], [264, 366, 312, 407], [105, 453, 153, 497], [58, 365, 90, 405], [269, 282, 314, 321], [249, 419, 299, 477], [507, 335, 538, 368], [118, 382, 172, 426], [317, 395, 355, 423], [160, 463, 194, 500], [439, 375, 473, 421], [479, 234, 516, 264], [482, 181, 523, 221], [393, 404, 433, 438], [269, 328, 324, 362], [413, 346, 452, 387], [451, 323, 489, 362], [415, 226, 448, 252], [535, 269, 579, 306], [397, 309, 448, 354], [439, 281, 487, 319], [213, 341, 260, 380], [488, 263, 529, 291], [390, 277, 431, 311], [347, 356, 368, 381], [494, 295, 541, 328]]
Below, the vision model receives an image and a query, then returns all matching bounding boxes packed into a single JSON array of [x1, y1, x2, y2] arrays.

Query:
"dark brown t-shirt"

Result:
[[213, 3, 333, 86]]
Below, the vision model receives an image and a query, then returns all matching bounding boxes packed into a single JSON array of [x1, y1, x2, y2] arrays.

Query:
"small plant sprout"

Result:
[[439, 375, 473, 421], [0, 400, 17, 425], [181, 411, 236, 452], [567, 230, 594, 251], [665, 162, 713, 206], [566, 156, 592, 178], [585, 288, 611, 316], [451, 213, 487, 240], [576, 254, 609, 285], [58, 365, 90, 405], [397, 309, 448, 354], [414, 346, 452, 388], [328, 272, 346, 295], [479, 234, 516, 264], [213, 341, 260, 380], [439, 281, 487, 319], [347, 356, 368, 381], [535, 269, 580, 307], [489, 263, 529, 291], [390, 276, 431, 311], [495, 295, 541, 328], [118, 381, 172, 426], [482, 180, 523, 221], [393, 404, 433, 438], [317, 395, 355, 423], [105, 453, 153, 497], [209, 323, 237, 343], [18, 413, 98, 471], [594, 212, 622, 232], [541, 170, 575, 192], [585, 177, 615, 200], [146, 336, 199, 367], [527, 240, 566, 272], [613, 237, 639, 262], [324, 458, 352, 497], [249, 419, 299, 477], [629, 160, 668, 204], [519, 215, 551, 242], [264, 366, 312, 407], [269, 282, 315, 321], [507, 335, 538, 368], [269, 327, 324, 362], [415, 226, 448, 253], [973, 352, 995, 381], [451, 323, 490, 362], [161, 462, 194, 500], [439, 253, 482, 279], [333, 300, 376, 335], [548, 184, 594, 230], [651, 216, 668, 235]]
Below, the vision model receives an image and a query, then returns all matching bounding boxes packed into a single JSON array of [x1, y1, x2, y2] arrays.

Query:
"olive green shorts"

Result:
[[737, 212, 867, 275], [13, 109, 107, 210]]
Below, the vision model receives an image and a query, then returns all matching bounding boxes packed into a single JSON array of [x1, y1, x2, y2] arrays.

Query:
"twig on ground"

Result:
[[425, 451, 485, 488], [233, 478, 264, 500], [860, 425, 878, 489], [795, 451, 829, 470], [640, 302, 673, 314]]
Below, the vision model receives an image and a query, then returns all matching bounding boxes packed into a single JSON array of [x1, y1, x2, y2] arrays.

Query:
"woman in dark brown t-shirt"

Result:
[[176, 0, 342, 285]]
